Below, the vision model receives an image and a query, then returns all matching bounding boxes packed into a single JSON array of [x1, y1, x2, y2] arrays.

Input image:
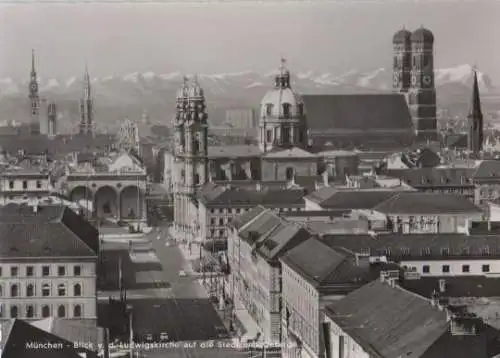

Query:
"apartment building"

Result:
[[0, 205, 99, 324], [0, 170, 51, 204]]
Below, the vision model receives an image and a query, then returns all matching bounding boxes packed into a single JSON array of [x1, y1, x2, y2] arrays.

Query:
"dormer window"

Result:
[[266, 104, 273, 116], [282, 103, 291, 117], [441, 247, 450, 256]]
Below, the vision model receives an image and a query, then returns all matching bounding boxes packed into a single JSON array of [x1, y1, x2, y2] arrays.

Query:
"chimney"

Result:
[[439, 279, 446, 293], [256, 182, 262, 191]]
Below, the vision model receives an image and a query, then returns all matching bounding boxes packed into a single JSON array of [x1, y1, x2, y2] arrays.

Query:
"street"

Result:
[[98, 226, 246, 358]]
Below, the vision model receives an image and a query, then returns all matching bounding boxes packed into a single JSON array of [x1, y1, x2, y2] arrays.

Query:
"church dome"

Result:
[[393, 28, 412, 44], [411, 27, 434, 43], [260, 60, 305, 118]]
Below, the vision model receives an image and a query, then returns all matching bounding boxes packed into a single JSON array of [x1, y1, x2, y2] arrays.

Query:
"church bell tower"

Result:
[[28, 49, 40, 135], [467, 69, 483, 154], [173, 76, 209, 243], [79, 63, 94, 136], [392, 28, 412, 92]]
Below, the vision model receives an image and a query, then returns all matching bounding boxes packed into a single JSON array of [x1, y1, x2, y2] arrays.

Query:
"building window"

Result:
[[462, 265, 470, 273], [57, 305, 66, 318], [42, 283, 51, 297], [219, 218, 224, 226], [266, 104, 273, 116], [36, 180, 42, 189], [194, 174, 200, 185], [42, 305, 50, 318], [422, 265, 430, 273], [58, 284, 66, 296], [285, 167, 294, 181], [0, 285, 3, 297], [74, 305, 82, 318], [74, 283, 82, 296], [74, 266, 81, 276], [442, 265, 450, 273], [27, 284, 35, 297], [22, 180, 28, 189], [210, 218, 216, 225], [219, 230, 224, 237], [26, 266, 34, 277], [10, 284, 19, 297], [26, 305, 35, 318], [58, 266, 65, 276], [282, 103, 291, 117], [482, 265, 490, 273], [297, 104, 303, 116], [8, 180, 14, 189], [10, 266, 18, 277], [10, 305, 18, 318], [266, 130, 272, 143], [42, 266, 50, 276]]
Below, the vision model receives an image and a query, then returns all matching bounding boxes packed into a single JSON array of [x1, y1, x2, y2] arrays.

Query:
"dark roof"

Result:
[[0, 205, 98, 259], [372, 192, 481, 214], [0, 204, 65, 222], [233, 205, 266, 230], [401, 276, 500, 299], [320, 233, 500, 261], [316, 190, 398, 210], [393, 28, 412, 43], [385, 167, 476, 188], [1, 319, 98, 358], [302, 94, 413, 131], [325, 280, 449, 358], [474, 160, 500, 179], [279, 209, 350, 218], [199, 186, 305, 207], [238, 210, 282, 245], [411, 27, 434, 43], [257, 225, 311, 261]]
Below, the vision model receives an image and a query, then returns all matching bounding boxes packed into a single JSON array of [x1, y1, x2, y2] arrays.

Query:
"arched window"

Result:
[[26, 305, 34, 318], [57, 305, 66, 318], [42, 305, 50, 318], [282, 103, 291, 117], [42, 283, 51, 297], [74, 283, 82, 296], [58, 284, 66, 296], [26, 284, 34, 297], [10, 284, 18, 297], [10, 305, 18, 318], [74, 305, 82, 318], [285, 167, 294, 181]]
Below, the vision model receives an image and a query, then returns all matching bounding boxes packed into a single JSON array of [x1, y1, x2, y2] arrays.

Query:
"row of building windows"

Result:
[[422, 264, 490, 274], [0, 303, 83, 319], [0, 283, 83, 297], [0, 265, 82, 277], [6, 180, 44, 190]]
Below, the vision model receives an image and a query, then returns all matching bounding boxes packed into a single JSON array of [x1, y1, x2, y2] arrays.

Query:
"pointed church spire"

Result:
[[467, 68, 483, 153], [31, 49, 36, 74], [83, 61, 91, 99], [470, 68, 482, 117]]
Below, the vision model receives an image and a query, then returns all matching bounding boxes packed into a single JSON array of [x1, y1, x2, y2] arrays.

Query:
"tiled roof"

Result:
[[474, 160, 500, 179], [401, 276, 500, 299], [0, 205, 98, 259], [0, 204, 65, 222], [305, 186, 337, 204], [208, 144, 262, 158], [279, 209, 350, 218], [325, 280, 451, 358], [385, 167, 476, 187], [372, 192, 481, 214], [319, 190, 398, 210], [238, 210, 282, 245], [320, 233, 500, 261], [302, 94, 413, 131], [1, 319, 98, 358], [199, 186, 305, 207], [258, 225, 311, 261], [263, 146, 317, 159]]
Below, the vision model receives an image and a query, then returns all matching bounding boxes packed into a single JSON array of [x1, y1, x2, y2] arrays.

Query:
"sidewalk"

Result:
[[232, 292, 261, 341]]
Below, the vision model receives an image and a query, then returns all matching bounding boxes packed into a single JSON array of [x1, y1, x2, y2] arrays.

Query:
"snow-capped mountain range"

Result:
[[0, 64, 494, 98], [0, 64, 497, 132]]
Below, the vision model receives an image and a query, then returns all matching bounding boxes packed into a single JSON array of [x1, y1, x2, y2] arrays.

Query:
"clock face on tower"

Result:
[[31, 83, 38, 91], [423, 76, 432, 86]]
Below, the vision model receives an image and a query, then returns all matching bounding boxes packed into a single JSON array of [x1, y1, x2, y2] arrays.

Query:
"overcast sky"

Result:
[[0, 1, 499, 82]]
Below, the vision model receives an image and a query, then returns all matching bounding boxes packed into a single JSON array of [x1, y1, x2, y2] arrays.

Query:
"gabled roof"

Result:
[[302, 94, 413, 131], [198, 186, 305, 207], [315, 190, 398, 210], [385, 167, 476, 187], [258, 225, 311, 261], [0, 205, 98, 259], [238, 210, 282, 245], [304, 186, 337, 204], [321, 233, 500, 260], [401, 276, 500, 299], [372, 192, 481, 214], [325, 280, 449, 358], [233, 205, 266, 230]]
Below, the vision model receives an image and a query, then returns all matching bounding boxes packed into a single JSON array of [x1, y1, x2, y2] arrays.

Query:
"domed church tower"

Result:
[[392, 28, 412, 92], [258, 59, 308, 152], [173, 76, 209, 242], [408, 27, 437, 142]]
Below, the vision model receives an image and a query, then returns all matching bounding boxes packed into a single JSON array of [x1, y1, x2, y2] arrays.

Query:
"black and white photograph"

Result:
[[1, 0, 500, 357]]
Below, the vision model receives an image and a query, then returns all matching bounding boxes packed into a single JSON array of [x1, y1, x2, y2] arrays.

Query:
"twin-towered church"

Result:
[[168, 27, 483, 242]]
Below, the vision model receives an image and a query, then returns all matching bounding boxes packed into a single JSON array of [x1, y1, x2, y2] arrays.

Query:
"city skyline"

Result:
[[0, 1, 499, 83]]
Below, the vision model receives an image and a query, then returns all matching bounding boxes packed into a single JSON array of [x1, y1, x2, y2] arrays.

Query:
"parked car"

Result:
[[160, 332, 169, 341], [145, 334, 153, 342]]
